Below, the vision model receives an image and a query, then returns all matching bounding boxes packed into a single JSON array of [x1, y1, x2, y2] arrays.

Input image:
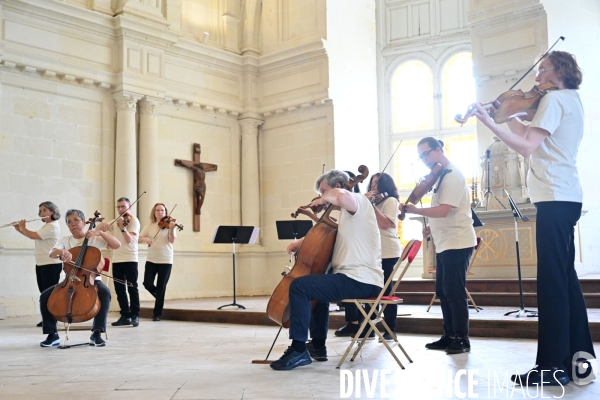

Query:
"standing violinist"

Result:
[[97, 197, 141, 327], [40, 209, 120, 347], [401, 137, 476, 354], [139, 203, 177, 321], [270, 169, 383, 371], [11, 201, 62, 327], [473, 51, 595, 386]]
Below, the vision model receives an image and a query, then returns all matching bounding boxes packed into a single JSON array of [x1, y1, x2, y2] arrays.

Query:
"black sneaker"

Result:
[[354, 326, 375, 340], [89, 331, 106, 347], [379, 332, 396, 342], [425, 335, 453, 350], [131, 316, 139, 327], [270, 346, 312, 370], [152, 315, 160, 321], [306, 341, 328, 361], [511, 367, 570, 387], [335, 323, 359, 337], [40, 333, 60, 347], [36, 321, 43, 327], [111, 316, 132, 326], [446, 337, 470, 354]]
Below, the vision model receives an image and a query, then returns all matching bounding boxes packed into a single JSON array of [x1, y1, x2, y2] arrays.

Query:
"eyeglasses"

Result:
[[535, 67, 554, 76], [116, 205, 128, 209], [66, 218, 82, 225], [419, 149, 434, 160]]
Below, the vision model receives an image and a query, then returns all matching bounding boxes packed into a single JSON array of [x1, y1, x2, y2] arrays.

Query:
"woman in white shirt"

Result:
[[13, 201, 62, 327], [139, 203, 177, 321], [473, 51, 595, 387]]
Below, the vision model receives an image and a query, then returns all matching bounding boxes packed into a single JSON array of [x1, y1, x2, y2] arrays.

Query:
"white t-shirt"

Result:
[[54, 234, 108, 281], [109, 217, 140, 263], [528, 89, 583, 203], [139, 222, 175, 264], [428, 163, 477, 253], [35, 221, 61, 266], [375, 197, 402, 259], [332, 193, 384, 288]]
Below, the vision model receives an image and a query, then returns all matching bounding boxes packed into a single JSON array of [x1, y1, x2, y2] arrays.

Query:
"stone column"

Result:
[[238, 118, 263, 237], [113, 94, 138, 208], [138, 97, 161, 219]]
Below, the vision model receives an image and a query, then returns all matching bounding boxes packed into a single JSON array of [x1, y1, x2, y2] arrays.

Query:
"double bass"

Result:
[[266, 166, 369, 327], [47, 211, 104, 324]]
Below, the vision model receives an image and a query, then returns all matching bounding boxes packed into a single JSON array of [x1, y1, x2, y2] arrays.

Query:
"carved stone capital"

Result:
[[139, 98, 161, 115], [238, 118, 263, 136], [114, 94, 138, 113]]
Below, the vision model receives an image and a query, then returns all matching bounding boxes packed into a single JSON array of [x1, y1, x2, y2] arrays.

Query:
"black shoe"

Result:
[[425, 335, 453, 350], [36, 321, 43, 327], [153, 315, 160, 321], [335, 323, 359, 337], [354, 327, 375, 340], [131, 316, 139, 327], [270, 346, 312, 371], [40, 333, 60, 347], [511, 367, 570, 387], [446, 337, 470, 354], [111, 316, 132, 326], [89, 331, 106, 347], [306, 341, 328, 362], [379, 332, 396, 342]]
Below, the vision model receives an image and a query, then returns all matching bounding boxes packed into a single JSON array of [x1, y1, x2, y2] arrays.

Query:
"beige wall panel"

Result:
[[439, 0, 462, 32], [164, 62, 241, 99], [262, 67, 321, 99]]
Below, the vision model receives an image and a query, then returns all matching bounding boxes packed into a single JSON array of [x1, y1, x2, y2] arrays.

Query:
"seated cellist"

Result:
[[270, 169, 384, 371], [40, 209, 120, 347]]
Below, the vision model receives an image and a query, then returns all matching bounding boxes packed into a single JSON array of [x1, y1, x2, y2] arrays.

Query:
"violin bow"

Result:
[[381, 141, 402, 176], [409, 162, 431, 242], [106, 191, 146, 228], [509, 36, 565, 90]]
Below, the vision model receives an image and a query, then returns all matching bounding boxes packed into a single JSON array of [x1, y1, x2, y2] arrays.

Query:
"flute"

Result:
[[0, 217, 48, 229]]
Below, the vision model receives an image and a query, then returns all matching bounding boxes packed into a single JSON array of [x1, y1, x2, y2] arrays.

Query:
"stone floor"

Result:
[[0, 314, 598, 399]]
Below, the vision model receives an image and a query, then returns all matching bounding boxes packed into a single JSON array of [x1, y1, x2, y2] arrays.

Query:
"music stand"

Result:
[[502, 190, 537, 318], [275, 220, 312, 240], [213, 225, 259, 310], [478, 149, 506, 210]]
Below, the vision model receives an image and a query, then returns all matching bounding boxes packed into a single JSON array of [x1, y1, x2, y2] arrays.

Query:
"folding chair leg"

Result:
[[426, 293, 437, 312], [466, 289, 480, 312]]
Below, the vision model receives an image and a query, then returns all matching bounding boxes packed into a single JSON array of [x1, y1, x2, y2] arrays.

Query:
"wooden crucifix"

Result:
[[175, 143, 218, 232]]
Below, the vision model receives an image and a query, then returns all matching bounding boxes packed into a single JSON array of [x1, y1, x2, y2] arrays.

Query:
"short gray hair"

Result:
[[39, 201, 61, 221], [65, 209, 85, 224], [314, 169, 349, 193]]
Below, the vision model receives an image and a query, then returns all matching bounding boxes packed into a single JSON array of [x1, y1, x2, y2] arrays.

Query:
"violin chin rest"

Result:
[[507, 112, 528, 120]]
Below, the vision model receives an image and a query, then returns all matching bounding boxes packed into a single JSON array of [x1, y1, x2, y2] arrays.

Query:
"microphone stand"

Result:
[[503, 189, 537, 318], [478, 149, 506, 211]]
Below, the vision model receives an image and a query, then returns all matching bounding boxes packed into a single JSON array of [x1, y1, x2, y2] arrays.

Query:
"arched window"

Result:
[[388, 51, 477, 245], [391, 60, 434, 132]]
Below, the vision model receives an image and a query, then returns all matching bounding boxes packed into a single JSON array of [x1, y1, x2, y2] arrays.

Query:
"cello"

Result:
[[47, 211, 104, 324], [266, 166, 369, 327]]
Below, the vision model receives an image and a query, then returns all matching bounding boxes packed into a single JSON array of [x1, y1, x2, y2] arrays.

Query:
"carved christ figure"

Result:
[[175, 144, 217, 231]]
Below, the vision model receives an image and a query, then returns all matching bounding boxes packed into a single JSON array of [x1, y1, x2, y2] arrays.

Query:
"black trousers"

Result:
[[112, 261, 140, 318], [39, 280, 111, 334], [435, 247, 474, 338], [143, 262, 172, 317], [342, 257, 400, 331], [534, 201, 595, 371], [36, 264, 62, 293]]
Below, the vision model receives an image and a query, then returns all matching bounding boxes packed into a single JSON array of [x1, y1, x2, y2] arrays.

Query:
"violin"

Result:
[[455, 81, 558, 125], [47, 211, 104, 324], [398, 163, 445, 221], [268, 165, 369, 327], [158, 216, 184, 231], [370, 192, 388, 206], [121, 212, 133, 227]]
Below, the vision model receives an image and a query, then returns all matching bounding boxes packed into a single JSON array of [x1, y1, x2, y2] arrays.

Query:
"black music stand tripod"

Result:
[[213, 225, 258, 310], [502, 190, 537, 318]]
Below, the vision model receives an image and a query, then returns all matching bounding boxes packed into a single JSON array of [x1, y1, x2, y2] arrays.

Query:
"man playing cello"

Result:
[[270, 169, 383, 371]]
